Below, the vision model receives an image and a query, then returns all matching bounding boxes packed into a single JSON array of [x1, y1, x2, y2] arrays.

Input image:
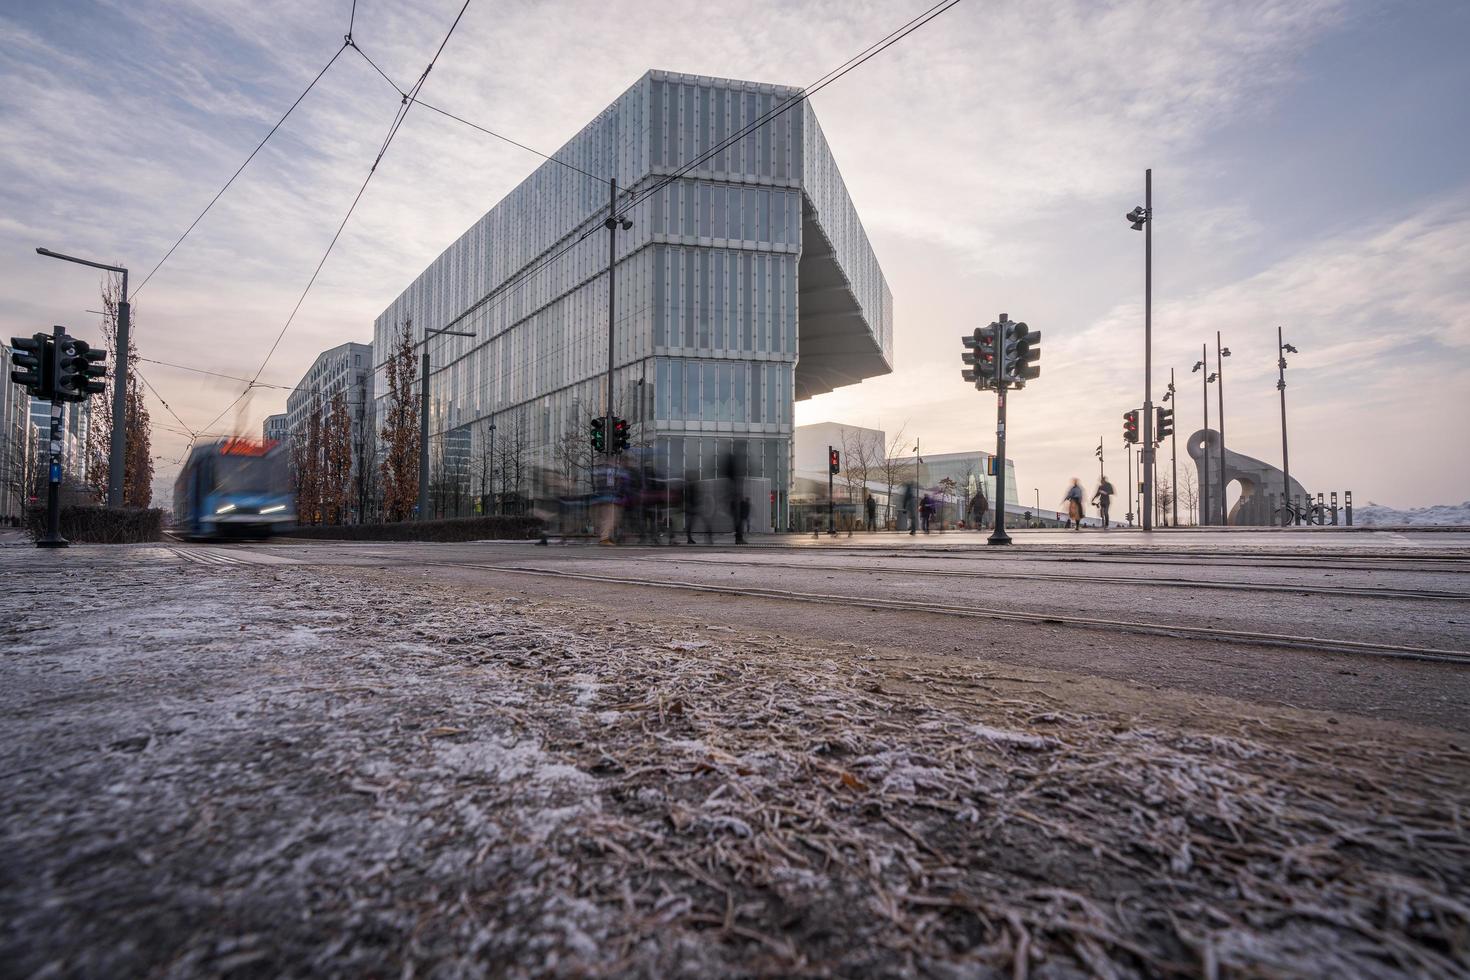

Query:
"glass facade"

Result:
[[373, 70, 892, 529]]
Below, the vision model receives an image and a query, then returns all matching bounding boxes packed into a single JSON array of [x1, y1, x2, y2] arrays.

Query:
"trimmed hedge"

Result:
[[26, 505, 164, 543], [279, 515, 543, 542]]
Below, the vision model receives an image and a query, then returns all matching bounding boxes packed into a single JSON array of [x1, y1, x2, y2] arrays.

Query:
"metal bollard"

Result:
[[1345, 490, 1353, 527], [1330, 490, 1339, 526]]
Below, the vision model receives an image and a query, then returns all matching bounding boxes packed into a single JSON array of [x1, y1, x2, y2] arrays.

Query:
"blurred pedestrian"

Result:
[[902, 482, 917, 536], [684, 470, 710, 545], [969, 488, 989, 531], [1092, 475, 1115, 530], [1061, 478, 1085, 531], [721, 450, 745, 545], [865, 493, 877, 532], [920, 493, 934, 534], [739, 496, 751, 542]]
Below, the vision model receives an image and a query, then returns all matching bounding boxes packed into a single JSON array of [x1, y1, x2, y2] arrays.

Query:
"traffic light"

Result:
[[56, 338, 106, 402], [1123, 409, 1140, 444], [590, 416, 605, 452], [612, 417, 630, 453], [961, 325, 999, 390], [1001, 321, 1041, 385], [9, 333, 52, 399], [1155, 406, 1174, 440], [828, 447, 841, 474]]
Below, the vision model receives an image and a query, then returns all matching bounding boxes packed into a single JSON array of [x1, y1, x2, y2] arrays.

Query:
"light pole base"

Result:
[[987, 530, 1012, 546], [36, 537, 69, 549]]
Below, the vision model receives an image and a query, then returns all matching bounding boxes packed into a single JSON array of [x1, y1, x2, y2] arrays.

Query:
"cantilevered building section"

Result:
[[372, 70, 892, 529]]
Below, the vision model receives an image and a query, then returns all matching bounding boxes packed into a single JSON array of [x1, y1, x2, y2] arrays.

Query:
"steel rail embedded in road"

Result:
[[641, 555, 1470, 602], [382, 558, 1470, 666]]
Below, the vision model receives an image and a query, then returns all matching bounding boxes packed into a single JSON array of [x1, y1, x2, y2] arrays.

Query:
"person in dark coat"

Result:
[[865, 494, 877, 532]]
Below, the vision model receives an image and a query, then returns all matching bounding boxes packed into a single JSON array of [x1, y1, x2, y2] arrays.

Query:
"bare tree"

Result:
[[379, 319, 419, 522], [1154, 474, 1175, 527], [839, 427, 878, 510], [320, 389, 352, 525], [291, 395, 324, 525], [496, 407, 530, 515], [878, 422, 910, 522], [353, 402, 378, 523], [1180, 469, 1199, 525]]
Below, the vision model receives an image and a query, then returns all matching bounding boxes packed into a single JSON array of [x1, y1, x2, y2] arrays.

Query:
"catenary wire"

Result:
[[133, 368, 198, 439], [244, 0, 474, 390], [137, 356, 292, 389], [134, 43, 350, 297], [348, 42, 604, 183]]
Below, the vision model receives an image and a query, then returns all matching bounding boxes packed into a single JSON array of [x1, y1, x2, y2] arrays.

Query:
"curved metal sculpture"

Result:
[[1186, 429, 1307, 526]]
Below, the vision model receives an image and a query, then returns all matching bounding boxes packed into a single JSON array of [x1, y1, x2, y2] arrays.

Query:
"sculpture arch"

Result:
[[1186, 429, 1306, 526]]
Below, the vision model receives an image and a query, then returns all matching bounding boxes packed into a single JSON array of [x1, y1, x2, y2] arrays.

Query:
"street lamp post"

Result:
[[1277, 329, 1299, 525], [1033, 487, 1039, 526], [1125, 439, 1134, 526], [602, 178, 635, 492], [1192, 349, 1213, 525], [1216, 332, 1231, 525], [36, 247, 129, 508], [418, 324, 475, 521], [1126, 172, 1154, 530]]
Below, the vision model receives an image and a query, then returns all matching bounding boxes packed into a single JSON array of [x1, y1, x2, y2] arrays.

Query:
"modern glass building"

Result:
[[372, 70, 893, 530]]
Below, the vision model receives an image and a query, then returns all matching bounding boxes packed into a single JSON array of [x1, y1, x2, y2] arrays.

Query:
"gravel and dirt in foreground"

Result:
[[2, 555, 1468, 978]]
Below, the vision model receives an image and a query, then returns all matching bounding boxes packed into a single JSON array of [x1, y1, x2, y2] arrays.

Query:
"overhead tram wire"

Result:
[[417, 0, 963, 347], [247, 0, 473, 385], [242, 0, 474, 391], [133, 42, 351, 297], [134, 368, 199, 440], [347, 42, 603, 184], [136, 356, 292, 389]]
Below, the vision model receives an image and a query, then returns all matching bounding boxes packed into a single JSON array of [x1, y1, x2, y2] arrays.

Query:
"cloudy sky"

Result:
[[2, 0, 1467, 509]]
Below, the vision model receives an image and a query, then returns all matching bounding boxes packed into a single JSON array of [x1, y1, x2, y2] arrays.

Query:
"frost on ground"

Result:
[[2, 556, 1468, 978]]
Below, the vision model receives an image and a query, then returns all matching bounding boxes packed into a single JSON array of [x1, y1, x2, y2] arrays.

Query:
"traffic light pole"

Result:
[[988, 315, 1012, 546], [604, 178, 617, 490], [1140, 169, 1154, 531], [827, 444, 835, 536], [1277, 326, 1292, 527], [39, 326, 68, 548]]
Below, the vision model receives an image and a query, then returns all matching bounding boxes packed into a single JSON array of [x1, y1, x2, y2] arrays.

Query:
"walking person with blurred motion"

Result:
[[1062, 478, 1085, 531], [1092, 475, 1115, 530]]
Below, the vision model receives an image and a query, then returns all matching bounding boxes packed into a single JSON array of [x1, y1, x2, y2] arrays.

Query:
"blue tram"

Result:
[[172, 438, 294, 539]]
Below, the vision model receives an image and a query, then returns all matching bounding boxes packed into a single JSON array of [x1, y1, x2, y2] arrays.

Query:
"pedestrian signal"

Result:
[[1001, 321, 1041, 385], [1123, 409, 1140, 444], [56, 338, 106, 402], [613, 417, 630, 453], [9, 333, 51, 398], [1155, 406, 1174, 440]]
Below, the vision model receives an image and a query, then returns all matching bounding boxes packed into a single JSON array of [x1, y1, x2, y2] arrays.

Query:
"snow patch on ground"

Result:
[[1354, 500, 1470, 526]]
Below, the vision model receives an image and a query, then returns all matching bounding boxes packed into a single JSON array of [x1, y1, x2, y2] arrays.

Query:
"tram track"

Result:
[[400, 558, 1470, 666], [739, 542, 1470, 575], [636, 554, 1470, 602]]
